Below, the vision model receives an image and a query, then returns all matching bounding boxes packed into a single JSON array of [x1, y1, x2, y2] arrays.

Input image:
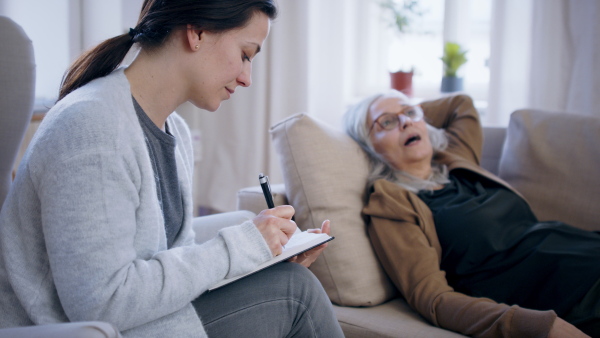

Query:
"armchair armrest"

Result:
[[236, 183, 288, 215], [192, 210, 256, 244], [0, 321, 121, 338]]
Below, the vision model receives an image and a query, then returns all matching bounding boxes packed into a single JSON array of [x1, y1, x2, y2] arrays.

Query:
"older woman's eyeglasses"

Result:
[[368, 105, 424, 135]]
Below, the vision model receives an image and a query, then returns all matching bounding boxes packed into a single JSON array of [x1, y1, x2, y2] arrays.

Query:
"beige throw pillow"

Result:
[[270, 113, 399, 306], [498, 109, 600, 232]]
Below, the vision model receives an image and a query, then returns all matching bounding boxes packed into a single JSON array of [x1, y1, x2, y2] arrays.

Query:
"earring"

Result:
[[194, 45, 199, 50]]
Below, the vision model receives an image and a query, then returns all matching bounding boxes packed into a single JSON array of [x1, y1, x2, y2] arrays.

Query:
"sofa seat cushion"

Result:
[[270, 113, 398, 307], [498, 109, 600, 232], [334, 298, 466, 338]]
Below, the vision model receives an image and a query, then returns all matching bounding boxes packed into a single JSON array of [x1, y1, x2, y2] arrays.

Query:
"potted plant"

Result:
[[440, 41, 468, 93], [379, 0, 423, 97]]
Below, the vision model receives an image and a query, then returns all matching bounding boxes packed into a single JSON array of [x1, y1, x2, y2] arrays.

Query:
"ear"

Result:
[[185, 24, 202, 51]]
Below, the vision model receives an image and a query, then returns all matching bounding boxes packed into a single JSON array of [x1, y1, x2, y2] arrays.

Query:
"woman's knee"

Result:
[[276, 263, 332, 309], [275, 263, 323, 291]]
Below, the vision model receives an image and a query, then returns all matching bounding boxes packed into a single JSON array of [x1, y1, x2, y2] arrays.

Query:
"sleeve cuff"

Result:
[[510, 307, 557, 338], [218, 220, 272, 278]]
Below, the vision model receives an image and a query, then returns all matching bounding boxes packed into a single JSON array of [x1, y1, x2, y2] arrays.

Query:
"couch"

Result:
[[236, 107, 600, 337]]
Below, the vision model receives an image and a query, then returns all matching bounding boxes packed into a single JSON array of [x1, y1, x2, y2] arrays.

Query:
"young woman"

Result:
[[343, 91, 599, 337], [0, 1, 343, 337]]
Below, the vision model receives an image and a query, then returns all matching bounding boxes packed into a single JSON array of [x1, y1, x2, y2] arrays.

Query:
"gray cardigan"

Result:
[[0, 68, 272, 337]]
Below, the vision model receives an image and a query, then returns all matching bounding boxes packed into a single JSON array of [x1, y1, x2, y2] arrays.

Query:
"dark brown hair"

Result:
[[58, 0, 278, 101]]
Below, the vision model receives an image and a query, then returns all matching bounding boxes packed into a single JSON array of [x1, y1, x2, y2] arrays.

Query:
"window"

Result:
[[354, 0, 492, 105]]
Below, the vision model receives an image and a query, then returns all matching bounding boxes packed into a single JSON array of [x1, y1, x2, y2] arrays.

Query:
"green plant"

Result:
[[440, 42, 468, 77], [379, 0, 423, 34]]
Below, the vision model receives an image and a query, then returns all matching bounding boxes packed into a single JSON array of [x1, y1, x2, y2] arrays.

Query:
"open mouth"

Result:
[[404, 134, 421, 146]]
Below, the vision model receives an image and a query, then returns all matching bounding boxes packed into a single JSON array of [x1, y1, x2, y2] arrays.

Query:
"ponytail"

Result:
[[58, 33, 134, 101]]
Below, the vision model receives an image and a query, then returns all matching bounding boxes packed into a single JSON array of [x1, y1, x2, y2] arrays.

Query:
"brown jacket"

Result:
[[364, 94, 557, 337]]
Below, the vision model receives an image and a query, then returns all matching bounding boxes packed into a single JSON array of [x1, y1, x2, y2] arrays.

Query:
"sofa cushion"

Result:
[[334, 299, 467, 338], [270, 113, 398, 306], [498, 109, 600, 232]]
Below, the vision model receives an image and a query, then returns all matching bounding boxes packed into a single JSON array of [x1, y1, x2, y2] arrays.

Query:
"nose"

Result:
[[398, 114, 413, 130], [237, 62, 252, 87]]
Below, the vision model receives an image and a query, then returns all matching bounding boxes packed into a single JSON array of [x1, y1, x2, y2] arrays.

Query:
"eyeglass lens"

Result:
[[376, 106, 423, 131]]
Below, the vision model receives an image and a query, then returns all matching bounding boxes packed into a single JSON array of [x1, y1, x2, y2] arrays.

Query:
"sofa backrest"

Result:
[[498, 109, 600, 232], [480, 127, 506, 175]]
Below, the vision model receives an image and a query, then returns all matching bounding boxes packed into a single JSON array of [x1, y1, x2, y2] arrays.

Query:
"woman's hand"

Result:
[[253, 206, 297, 257], [288, 220, 331, 268], [548, 318, 589, 338]]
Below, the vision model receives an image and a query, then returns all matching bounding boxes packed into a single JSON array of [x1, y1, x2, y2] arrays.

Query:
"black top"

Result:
[[133, 96, 184, 248], [418, 169, 600, 316]]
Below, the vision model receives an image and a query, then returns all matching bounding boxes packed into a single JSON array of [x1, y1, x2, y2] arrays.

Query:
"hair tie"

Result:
[[128, 28, 139, 40]]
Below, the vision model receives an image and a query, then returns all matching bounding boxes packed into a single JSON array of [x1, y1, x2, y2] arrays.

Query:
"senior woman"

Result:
[[343, 91, 600, 338]]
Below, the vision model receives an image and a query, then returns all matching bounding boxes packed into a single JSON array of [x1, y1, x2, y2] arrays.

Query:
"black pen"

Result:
[[259, 173, 275, 209]]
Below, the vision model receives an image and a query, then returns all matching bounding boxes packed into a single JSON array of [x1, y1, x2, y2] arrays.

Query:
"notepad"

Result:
[[208, 228, 334, 291]]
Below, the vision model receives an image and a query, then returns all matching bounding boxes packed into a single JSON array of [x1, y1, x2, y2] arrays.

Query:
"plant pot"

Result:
[[390, 71, 413, 97], [441, 76, 463, 93]]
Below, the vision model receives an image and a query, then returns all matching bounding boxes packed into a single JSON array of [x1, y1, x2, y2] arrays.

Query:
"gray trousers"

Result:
[[193, 262, 344, 337]]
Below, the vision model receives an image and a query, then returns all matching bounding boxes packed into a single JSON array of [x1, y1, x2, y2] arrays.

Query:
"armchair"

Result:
[[0, 15, 123, 338]]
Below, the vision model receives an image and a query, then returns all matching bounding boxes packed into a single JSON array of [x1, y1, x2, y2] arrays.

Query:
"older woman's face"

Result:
[[367, 94, 433, 177]]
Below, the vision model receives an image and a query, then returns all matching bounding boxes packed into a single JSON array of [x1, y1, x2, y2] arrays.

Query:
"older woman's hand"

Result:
[[548, 318, 589, 338], [287, 220, 331, 268]]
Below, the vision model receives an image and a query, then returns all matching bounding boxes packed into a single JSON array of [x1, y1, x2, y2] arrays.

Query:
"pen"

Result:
[[259, 173, 275, 209]]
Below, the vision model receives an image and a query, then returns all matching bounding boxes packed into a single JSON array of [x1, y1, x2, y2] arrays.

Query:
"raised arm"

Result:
[[420, 94, 483, 165]]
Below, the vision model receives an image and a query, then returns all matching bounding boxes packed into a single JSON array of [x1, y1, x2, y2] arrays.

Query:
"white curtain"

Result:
[[488, 0, 600, 126], [487, 0, 533, 126], [529, 0, 600, 117]]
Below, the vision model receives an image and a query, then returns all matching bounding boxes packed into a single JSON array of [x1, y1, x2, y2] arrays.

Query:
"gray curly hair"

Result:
[[343, 90, 450, 193]]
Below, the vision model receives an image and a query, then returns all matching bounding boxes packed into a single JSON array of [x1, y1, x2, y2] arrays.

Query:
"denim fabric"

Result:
[[193, 263, 343, 337]]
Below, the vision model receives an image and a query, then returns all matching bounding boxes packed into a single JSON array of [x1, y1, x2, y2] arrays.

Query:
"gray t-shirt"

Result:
[[133, 96, 183, 248]]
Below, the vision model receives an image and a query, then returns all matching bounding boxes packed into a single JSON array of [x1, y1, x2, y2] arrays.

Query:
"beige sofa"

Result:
[[236, 108, 600, 337]]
